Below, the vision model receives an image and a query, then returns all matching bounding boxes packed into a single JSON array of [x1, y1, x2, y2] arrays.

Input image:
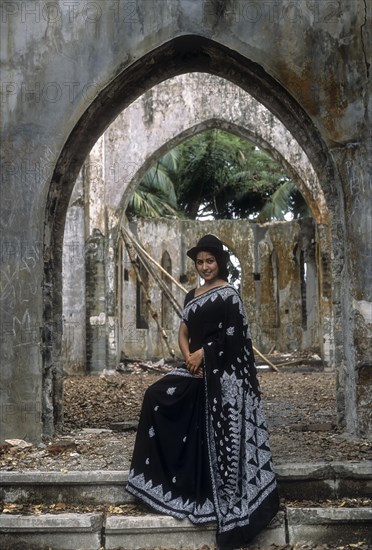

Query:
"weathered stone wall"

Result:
[[119, 218, 322, 360], [1, 0, 371, 440], [119, 220, 186, 362]]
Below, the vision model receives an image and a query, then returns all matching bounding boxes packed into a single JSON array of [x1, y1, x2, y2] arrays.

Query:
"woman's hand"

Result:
[[179, 322, 203, 376], [186, 348, 204, 377]]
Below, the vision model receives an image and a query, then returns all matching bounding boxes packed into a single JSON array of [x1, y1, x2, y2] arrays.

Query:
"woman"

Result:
[[126, 234, 279, 549]]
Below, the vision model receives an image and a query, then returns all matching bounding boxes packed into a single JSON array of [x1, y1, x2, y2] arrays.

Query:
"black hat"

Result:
[[186, 234, 229, 262]]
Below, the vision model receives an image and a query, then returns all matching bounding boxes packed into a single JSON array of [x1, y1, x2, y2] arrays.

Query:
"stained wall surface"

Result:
[[1, 0, 371, 441]]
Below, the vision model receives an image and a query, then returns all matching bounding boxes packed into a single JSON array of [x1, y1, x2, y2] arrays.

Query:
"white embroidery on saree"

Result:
[[127, 470, 216, 522]]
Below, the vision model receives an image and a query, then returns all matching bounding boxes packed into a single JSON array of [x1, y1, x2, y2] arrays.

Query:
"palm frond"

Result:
[[141, 168, 178, 207], [159, 148, 179, 173], [258, 180, 296, 221]]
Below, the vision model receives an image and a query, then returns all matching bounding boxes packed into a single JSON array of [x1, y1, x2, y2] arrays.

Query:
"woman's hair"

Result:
[[196, 248, 229, 282]]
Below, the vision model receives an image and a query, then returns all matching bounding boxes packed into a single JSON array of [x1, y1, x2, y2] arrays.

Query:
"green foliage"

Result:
[[126, 129, 309, 221], [126, 150, 181, 219]]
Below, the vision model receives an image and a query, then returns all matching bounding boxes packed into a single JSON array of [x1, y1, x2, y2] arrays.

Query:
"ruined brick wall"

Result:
[[118, 218, 323, 361]]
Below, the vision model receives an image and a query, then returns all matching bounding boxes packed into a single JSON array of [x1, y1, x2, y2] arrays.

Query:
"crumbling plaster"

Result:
[[1, 1, 371, 441]]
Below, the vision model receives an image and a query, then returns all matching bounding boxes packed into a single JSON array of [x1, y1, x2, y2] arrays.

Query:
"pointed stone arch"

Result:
[[43, 36, 346, 436]]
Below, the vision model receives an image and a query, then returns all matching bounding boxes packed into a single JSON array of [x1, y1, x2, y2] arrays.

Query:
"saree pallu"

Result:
[[126, 284, 279, 549]]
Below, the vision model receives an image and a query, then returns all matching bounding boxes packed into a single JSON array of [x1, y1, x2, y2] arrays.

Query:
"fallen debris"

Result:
[[5, 439, 33, 449]]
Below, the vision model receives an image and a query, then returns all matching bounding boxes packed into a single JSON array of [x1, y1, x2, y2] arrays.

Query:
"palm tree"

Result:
[[175, 129, 309, 220]]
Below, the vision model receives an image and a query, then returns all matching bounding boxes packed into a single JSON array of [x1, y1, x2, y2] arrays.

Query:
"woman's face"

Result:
[[195, 251, 220, 283]]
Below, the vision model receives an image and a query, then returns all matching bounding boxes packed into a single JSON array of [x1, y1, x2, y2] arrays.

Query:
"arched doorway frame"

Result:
[[45, 36, 346, 436], [88, 72, 328, 224]]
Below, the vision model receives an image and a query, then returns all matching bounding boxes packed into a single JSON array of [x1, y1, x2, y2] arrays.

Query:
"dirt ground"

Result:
[[1, 353, 371, 471]]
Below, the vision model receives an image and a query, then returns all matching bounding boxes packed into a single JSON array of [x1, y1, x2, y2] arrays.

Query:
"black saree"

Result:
[[126, 284, 279, 549]]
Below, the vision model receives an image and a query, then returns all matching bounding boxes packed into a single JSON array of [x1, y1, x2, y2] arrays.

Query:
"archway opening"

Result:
[[61, 124, 340, 467], [47, 36, 344, 446]]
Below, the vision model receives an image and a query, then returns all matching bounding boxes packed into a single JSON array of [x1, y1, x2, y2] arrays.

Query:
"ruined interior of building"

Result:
[[62, 73, 332, 374], [58, 72, 338, 435], [1, 3, 371, 547]]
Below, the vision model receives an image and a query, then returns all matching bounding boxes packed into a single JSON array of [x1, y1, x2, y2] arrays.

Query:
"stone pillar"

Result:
[[316, 224, 335, 368], [85, 230, 107, 375], [267, 222, 302, 352], [253, 225, 276, 353], [331, 146, 372, 437], [106, 230, 119, 371], [84, 138, 116, 374], [86, 137, 105, 236], [0, 232, 43, 442], [0, 139, 49, 443], [297, 218, 319, 353]]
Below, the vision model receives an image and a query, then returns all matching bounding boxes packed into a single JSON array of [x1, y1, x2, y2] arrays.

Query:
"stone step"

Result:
[[0, 507, 371, 550], [1, 461, 371, 505], [0, 513, 103, 550]]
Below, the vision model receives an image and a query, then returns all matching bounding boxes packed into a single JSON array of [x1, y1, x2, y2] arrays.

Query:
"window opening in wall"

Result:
[[136, 258, 149, 329], [161, 251, 173, 329], [300, 250, 307, 330], [122, 246, 130, 281]]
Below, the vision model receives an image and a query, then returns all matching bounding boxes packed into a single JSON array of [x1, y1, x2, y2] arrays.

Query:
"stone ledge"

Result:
[[0, 512, 103, 531], [105, 514, 216, 548], [1, 460, 370, 484], [0, 471, 133, 506], [275, 460, 372, 500], [0, 513, 103, 550], [275, 460, 372, 479], [99, 511, 286, 549], [1, 461, 371, 506], [105, 514, 216, 533], [287, 506, 372, 524], [0, 470, 127, 485]]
